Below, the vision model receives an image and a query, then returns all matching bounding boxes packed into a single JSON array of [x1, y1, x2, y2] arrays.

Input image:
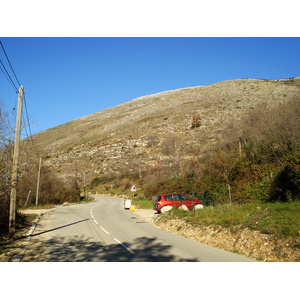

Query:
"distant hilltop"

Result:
[[29, 77, 300, 182]]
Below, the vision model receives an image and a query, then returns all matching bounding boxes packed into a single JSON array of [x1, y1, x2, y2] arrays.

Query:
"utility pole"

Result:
[[239, 140, 242, 158], [83, 172, 86, 198], [35, 156, 42, 206], [9, 85, 24, 235], [228, 183, 232, 205]]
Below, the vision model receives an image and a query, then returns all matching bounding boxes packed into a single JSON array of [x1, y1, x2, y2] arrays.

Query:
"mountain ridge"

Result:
[[30, 77, 300, 182]]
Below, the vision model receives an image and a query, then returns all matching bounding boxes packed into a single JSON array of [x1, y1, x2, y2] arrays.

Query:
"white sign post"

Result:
[[131, 185, 136, 197]]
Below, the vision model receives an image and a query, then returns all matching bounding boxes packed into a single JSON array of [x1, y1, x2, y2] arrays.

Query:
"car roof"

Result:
[[159, 193, 184, 196]]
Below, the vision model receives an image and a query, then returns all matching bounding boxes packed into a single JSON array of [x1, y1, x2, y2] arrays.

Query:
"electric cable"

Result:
[[0, 59, 18, 91], [23, 93, 39, 156], [0, 41, 40, 157], [0, 41, 21, 87]]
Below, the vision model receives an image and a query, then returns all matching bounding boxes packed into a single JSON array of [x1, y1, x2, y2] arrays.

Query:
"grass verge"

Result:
[[160, 200, 300, 239], [132, 196, 154, 209]]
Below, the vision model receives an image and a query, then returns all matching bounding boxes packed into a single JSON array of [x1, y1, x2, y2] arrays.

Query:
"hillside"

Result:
[[30, 77, 300, 184]]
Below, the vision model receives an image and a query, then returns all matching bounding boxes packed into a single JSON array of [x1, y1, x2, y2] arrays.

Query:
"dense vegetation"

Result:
[[89, 96, 300, 206], [0, 162, 81, 235]]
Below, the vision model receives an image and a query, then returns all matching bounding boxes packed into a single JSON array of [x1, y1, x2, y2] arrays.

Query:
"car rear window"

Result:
[[165, 194, 187, 200], [165, 195, 178, 200], [178, 194, 189, 200]]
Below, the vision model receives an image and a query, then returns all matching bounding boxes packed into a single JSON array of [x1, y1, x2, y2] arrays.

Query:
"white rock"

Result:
[[161, 206, 173, 213], [194, 204, 204, 210], [179, 204, 189, 211]]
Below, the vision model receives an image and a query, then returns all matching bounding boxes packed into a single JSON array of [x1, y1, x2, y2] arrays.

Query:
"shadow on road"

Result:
[[30, 219, 90, 237], [23, 235, 199, 262]]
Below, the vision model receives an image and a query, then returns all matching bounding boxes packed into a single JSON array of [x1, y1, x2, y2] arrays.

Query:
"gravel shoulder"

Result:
[[132, 208, 159, 223], [20, 208, 54, 215]]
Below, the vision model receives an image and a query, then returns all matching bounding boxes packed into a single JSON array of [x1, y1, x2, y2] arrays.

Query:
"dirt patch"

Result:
[[19, 209, 53, 215], [132, 208, 159, 223], [0, 208, 54, 262]]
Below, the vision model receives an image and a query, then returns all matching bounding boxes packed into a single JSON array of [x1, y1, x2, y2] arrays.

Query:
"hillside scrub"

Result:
[[17, 164, 81, 207], [0, 163, 81, 235], [30, 78, 300, 180], [86, 94, 300, 205], [140, 96, 300, 204]]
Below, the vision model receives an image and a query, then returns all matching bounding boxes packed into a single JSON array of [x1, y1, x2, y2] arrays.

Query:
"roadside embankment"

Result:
[[133, 209, 300, 262]]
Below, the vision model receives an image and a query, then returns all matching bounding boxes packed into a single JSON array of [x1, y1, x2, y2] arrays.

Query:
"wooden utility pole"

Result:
[[35, 156, 42, 206], [9, 86, 24, 235], [24, 190, 31, 206], [239, 140, 242, 158], [228, 183, 232, 205]]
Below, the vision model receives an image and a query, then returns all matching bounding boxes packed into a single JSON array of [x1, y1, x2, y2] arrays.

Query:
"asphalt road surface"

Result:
[[23, 195, 256, 262]]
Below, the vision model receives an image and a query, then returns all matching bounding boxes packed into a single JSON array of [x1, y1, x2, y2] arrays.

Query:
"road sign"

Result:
[[131, 185, 136, 192]]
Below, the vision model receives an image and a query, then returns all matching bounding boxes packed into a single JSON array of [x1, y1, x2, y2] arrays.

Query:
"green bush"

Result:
[[268, 157, 300, 202]]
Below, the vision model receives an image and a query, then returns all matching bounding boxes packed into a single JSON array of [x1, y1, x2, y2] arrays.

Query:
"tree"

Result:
[[0, 102, 15, 233]]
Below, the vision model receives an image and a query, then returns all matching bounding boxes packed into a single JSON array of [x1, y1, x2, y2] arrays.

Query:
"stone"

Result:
[[179, 204, 189, 211], [161, 206, 173, 213], [194, 204, 204, 210]]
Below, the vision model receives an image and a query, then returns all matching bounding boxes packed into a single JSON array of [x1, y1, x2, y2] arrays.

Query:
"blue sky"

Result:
[[0, 37, 299, 135]]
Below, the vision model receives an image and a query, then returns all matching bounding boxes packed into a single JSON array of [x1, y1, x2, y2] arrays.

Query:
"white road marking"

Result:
[[100, 226, 110, 235], [114, 238, 135, 254], [91, 203, 135, 255]]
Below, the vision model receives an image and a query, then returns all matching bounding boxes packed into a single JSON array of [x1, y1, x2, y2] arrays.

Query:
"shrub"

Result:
[[268, 156, 300, 202], [191, 114, 201, 129]]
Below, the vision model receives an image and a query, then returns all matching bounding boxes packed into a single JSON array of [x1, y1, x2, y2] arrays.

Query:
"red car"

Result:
[[154, 193, 204, 212]]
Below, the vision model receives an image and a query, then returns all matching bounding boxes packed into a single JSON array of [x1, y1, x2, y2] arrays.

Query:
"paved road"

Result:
[[23, 195, 256, 262]]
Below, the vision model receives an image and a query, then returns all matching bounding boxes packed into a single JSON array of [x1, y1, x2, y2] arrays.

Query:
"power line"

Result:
[[23, 93, 39, 155], [0, 40, 39, 155], [0, 59, 18, 91], [0, 41, 21, 87]]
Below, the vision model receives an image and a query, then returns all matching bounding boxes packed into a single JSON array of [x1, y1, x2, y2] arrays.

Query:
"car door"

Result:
[[171, 194, 181, 208], [164, 195, 173, 207], [180, 194, 193, 209]]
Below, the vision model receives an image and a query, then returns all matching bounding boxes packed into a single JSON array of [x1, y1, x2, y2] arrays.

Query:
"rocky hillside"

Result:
[[30, 77, 300, 183]]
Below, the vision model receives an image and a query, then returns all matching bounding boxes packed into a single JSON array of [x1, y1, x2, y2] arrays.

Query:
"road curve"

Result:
[[23, 195, 256, 262]]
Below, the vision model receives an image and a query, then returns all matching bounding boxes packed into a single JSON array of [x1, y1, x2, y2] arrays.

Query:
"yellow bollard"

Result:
[[129, 206, 135, 212]]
